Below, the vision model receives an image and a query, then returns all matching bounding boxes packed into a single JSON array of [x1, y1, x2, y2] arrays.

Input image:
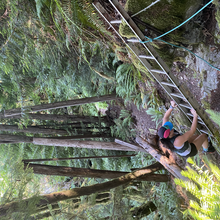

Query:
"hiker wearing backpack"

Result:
[[158, 101, 215, 158]]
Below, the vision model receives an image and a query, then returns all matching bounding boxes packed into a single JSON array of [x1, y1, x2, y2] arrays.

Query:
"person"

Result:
[[157, 101, 215, 158]]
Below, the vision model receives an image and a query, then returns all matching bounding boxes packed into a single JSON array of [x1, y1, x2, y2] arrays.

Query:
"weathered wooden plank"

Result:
[[136, 136, 188, 181]]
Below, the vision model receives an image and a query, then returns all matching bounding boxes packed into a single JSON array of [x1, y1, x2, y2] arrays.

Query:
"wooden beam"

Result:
[[136, 136, 188, 181]]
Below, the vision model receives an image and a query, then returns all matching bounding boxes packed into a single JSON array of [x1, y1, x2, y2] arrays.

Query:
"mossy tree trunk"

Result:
[[22, 154, 136, 163], [24, 162, 168, 182], [0, 124, 70, 135], [13, 113, 109, 123], [1, 94, 117, 118]]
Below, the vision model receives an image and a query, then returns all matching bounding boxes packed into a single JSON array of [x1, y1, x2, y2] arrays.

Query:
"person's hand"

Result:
[[190, 108, 198, 117], [170, 100, 177, 108]]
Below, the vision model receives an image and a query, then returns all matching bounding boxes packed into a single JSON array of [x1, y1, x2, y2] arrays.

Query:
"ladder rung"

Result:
[[179, 103, 191, 109], [110, 20, 122, 24], [187, 113, 201, 120], [127, 38, 140, 43], [139, 55, 155, 60], [151, 69, 166, 74], [198, 120, 205, 125], [171, 93, 184, 99], [161, 81, 176, 87], [186, 113, 194, 117], [199, 129, 209, 134]]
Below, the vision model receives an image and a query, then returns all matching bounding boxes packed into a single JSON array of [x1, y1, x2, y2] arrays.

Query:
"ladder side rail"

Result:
[[120, 44, 203, 133], [92, 3, 127, 45]]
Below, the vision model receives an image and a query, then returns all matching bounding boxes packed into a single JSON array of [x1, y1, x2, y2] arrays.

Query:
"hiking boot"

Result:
[[207, 145, 216, 153], [203, 137, 216, 154], [202, 148, 215, 154]]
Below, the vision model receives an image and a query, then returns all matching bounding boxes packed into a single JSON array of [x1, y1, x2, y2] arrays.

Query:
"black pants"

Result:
[[183, 143, 198, 158]]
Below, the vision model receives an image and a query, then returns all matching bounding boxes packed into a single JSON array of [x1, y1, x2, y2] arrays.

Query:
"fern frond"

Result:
[[175, 159, 220, 220]]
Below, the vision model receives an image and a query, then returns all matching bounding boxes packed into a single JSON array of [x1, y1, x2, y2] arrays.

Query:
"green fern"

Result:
[[175, 157, 220, 220], [111, 110, 136, 141]]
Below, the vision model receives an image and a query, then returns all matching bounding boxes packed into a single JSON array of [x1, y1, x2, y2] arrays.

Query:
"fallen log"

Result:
[[136, 136, 188, 181]]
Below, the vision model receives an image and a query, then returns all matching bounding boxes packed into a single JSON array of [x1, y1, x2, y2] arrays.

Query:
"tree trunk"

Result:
[[0, 133, 112, 144], [1, 94, 117, 117], [0, 163, 165, 217], [0, 124, 69, 135], [24, 163, 168, 182], [136, 136, 188, 181], [0, 134, 144, 152], [25, 114, 108, 123], [0, 134, 33, 143], [48, 133, 112, 139], [38, 122, 106, 129], [22, 154, 136, 163], [32, 138, 146, 152]]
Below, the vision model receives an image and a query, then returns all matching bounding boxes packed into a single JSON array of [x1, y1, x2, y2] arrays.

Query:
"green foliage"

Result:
[[95, 101, 108, 110], [175, 157, 220, 220], [146, 107, 163, 128], [0, 0, 116, 112], [111, 109, 136, 141], [115, 63, 144, 109], [206, 109, 220, 127], [148, 182, 183, 219], [0, 158, 40, 220], [116, 63, 138, 97]]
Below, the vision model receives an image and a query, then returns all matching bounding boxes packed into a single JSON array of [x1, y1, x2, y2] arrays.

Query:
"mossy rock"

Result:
[[119, 0, 203, 67], [119, 0, 203, 40]]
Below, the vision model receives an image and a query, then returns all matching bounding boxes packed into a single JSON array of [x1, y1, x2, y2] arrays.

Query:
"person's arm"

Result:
[[174, 109, 198, 147], [162, 101, 177, 124]]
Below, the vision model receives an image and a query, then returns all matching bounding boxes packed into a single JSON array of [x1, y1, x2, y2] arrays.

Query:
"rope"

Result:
[[131, 0, 160, 18], [157, 39, 220, 72], [139, 0, 220, 71], [154, 0, 213, 40]]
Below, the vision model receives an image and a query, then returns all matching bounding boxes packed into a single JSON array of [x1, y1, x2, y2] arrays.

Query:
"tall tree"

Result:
[[22, 154, 136, 163], [24, 162, 168, 182], [12, 113, 109, 123], [0, 134, 145, 152], [1, 94, 117, 118]]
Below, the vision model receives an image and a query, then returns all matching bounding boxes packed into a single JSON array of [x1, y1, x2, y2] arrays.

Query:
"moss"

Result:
[[155, 45, 175, 67], [119, 0, 200, 39], [119, 0, 203, 65], [128, 48, 154, 81], [213, 0, 220, 29], [201, 99, 210, 109], [114, 44, 132, 63]]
